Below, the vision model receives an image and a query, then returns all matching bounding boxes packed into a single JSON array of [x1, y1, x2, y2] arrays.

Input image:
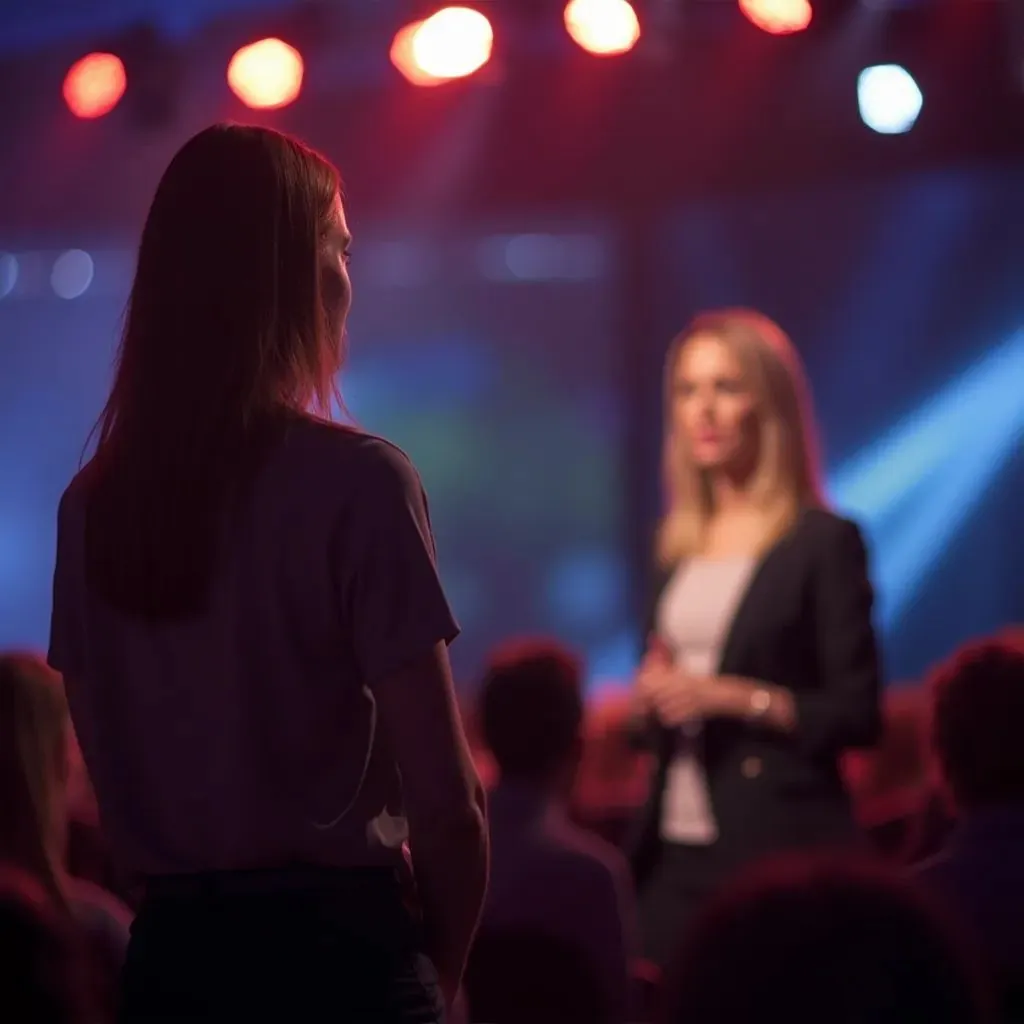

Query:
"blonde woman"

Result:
[[0, 652, 131, 1018], [626, 310, 883, 967]]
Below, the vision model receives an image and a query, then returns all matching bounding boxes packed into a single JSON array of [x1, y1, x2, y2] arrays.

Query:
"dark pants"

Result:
[[637, 817, 868, 969], [636, 843, 733, 969], [118, 866, 445, 1024]]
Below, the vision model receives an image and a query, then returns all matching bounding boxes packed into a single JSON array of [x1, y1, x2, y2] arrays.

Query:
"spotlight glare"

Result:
[[392, 7, 494, 84], [858, 64, 923, 134], [564, 0, 642, 56], [390, 21, 444, 87], [227, 38, 304, 110], [739, 0, 813, 35], [51, 250, 94, 300], [63, 52, 127, 119]]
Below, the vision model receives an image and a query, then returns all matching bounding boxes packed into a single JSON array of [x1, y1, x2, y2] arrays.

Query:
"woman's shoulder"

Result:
[[795, 507, 873, 573], [57, 462, 96, 516], [798, 506, 868, 546], [288, 418, 421, 484], [52, 467, 98, 551]]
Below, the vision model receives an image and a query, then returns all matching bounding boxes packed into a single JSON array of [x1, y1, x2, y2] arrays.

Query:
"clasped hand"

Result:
[[635, 642, 722, 727]]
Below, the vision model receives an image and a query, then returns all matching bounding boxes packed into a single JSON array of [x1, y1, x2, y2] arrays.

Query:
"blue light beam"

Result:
[[830, 329, 1024, 627]]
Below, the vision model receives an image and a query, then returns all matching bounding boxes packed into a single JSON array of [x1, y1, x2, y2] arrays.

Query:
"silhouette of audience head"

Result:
[[929, 631, 1024, 813], [465, 928, 609, 1024], [844, 684, 928, 802], [0, 866, 88, 1023], [479, 639, 583, 794], [574, 691, 651, 821], [662, 853, 988, 1024]]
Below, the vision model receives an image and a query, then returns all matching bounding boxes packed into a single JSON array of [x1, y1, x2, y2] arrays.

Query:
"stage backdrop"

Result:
[[3, 165, 1023, 691]]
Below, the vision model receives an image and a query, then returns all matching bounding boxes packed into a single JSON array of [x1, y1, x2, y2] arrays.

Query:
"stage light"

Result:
[[227, 38, 304, 109], [564, 0, 641, 56], [739, 0, 812, 35], [63, 52, 127, 119], [51, 250, 94, 300], [391, 6, 494, 85], [0, 253, 17, 300], [66, 26, 180, 128], [390, 21, 443, 86], [858, 65, 923, 134]]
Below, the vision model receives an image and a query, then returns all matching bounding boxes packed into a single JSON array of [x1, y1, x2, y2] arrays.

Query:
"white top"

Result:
[[655, 557, 756, 845], [48, 420, 459, 879]]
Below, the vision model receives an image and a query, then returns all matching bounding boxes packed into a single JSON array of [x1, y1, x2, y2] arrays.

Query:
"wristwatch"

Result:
[[748, 687, 772, 722]]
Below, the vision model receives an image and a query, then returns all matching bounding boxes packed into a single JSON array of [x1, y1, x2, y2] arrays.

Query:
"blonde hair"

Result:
[[0, 653, 71, 908], [657, 309, 825, 566]]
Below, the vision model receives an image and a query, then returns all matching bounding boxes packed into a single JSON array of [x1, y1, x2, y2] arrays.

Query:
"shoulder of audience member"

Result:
[[909, 850, 972, 908], [555, 818, 633, 887], [67, 879, 132, 949], [912, 849, 954, 882]]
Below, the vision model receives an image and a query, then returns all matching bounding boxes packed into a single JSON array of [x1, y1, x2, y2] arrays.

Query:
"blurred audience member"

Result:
[[63, 727, 135, 909], [916, 632, 1024, 991], [475, 639, 637, 1024], [465, 928, 609, 1024], [458, 690, 497, 792], [571, 688, 652, 847], [844, 685, 952, 863], [662, 853, 989, 1024], [0, 866, 91, 1024], [0, 652, 131, 1020]]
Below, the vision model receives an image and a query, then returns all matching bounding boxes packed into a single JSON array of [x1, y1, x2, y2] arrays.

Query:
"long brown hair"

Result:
[[657, 309, 825, 566], [0, 654, 70, 908], [84, 124, 341, 619]]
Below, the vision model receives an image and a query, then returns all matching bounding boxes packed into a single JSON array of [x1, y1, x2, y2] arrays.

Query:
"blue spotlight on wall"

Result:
[[830, 330, 1024, 626]]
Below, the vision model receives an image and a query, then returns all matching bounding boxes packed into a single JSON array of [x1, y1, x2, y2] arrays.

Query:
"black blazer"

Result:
[[627, 507, 883, 886]]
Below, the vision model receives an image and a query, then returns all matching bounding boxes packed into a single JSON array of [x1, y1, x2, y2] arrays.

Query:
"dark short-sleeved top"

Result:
[[48, 419, 459, 879]]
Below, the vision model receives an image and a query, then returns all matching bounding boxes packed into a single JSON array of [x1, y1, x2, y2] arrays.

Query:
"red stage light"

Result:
[[227, 38, 304, 110], [391, 6, 494, 85], [390, 21, 443, 87], [739, 0, 813, 35], [564, 0, 641, 56], [63, 52, 127, 119]]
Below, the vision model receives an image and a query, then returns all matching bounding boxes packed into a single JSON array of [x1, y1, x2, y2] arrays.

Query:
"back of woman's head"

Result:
[[118, 124, 341, 420], [0, 654, 70, 906], [663, 853, 988, 1024], [85, 124, 342, 619]]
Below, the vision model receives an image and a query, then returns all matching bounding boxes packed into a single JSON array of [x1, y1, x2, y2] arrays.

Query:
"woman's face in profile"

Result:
[[320, 194, 353, 346]]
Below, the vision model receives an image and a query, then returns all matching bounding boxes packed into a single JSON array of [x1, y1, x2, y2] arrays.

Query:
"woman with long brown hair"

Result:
[[627, 309, 883, 967], [48, 124, 487, 1021]]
